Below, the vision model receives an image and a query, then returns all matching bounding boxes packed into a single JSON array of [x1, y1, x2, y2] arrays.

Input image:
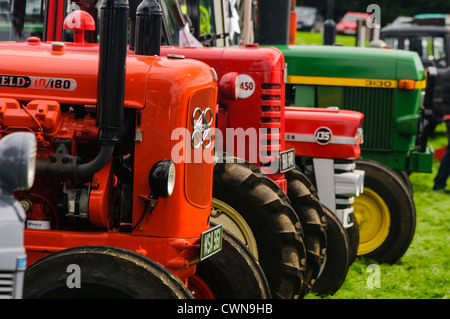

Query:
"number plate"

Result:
[[200, 224, 223, 260], [280, 148, 296, 173]]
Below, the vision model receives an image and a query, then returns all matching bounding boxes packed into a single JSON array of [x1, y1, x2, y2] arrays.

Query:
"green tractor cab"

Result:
[[381, 18, 450, 125]]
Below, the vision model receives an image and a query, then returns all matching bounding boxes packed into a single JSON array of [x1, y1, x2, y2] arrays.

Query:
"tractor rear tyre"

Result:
[[23, 246, 193, 299], [211, 155, 306, 299], [311, 207, 351, 296], [284, 167, 327, 298], [354, 159, 416, 264], [190, 227, 271, 299]]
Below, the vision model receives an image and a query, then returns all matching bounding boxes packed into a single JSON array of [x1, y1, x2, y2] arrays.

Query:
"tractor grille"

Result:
[[341, 87, 394, 151], [259, 83, 282, 174], [0, 272, 14, 299]]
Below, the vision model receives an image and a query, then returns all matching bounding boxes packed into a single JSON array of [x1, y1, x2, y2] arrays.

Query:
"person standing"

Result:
[[433, 68, 450, 191]]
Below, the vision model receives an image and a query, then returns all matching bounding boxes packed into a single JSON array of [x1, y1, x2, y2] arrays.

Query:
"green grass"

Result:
[[295, 31, 362, 47], [306, 123, 450, 299]]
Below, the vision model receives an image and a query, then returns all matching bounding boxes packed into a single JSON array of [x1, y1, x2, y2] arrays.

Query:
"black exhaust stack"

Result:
[[255, 0, 290, 45], [77, 0, 129, 177], [323, 0, 336, 45], [36, 0, 129, 179], [96, 0, 129, 144], [134, 0, 162, 56]]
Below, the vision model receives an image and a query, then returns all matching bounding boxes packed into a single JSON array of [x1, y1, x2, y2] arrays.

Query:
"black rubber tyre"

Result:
[[394, 169, 414, 196], [298, 161, 360, 267], [192, 227, 271, 299], [211, 154, 306, 299], [311, 207, 351, 296], [354, 159, 416, 264], [346, 211, 360, 265], [24, 246, 193, 299], [285, 167, 327, 298]]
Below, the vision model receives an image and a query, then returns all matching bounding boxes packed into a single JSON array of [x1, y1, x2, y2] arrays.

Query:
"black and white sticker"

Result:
[[314, 127, 333, 145], [0, 74, 77, 91]]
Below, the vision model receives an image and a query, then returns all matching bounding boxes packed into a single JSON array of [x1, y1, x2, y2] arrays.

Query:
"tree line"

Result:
[[297, 0, 450, 26]]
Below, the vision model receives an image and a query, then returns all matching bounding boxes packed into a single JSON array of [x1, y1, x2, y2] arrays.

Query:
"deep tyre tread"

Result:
[[346, 212, 360, 265], [194, 227, 271, 299], [298, 162, 360, 266], [212, 153, 306, 299], [285, 167, 327, 298], [24, 246, 194, 299], [311, 207, 351, 296], [354, 159, 416, 264]]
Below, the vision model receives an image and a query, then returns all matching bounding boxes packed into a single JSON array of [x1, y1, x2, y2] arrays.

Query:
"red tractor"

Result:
[[0, 0, 284, 299]]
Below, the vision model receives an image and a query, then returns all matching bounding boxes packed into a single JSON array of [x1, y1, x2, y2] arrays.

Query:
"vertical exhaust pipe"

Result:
[[76, 0, 129, 177], [134, 0, 162, 56], [255, 0, 290, 45], [96, 0, 129, 144], [323, 0, 336, 45], [36, 0, 130, 178]]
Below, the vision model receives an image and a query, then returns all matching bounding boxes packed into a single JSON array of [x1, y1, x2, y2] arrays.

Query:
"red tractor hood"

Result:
[[285, 106, 364, 159]]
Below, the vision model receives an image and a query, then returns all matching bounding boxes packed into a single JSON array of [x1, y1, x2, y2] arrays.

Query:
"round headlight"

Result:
[[0, 132, 37, 192], [148, 160, 176, 198], [218, 72, 240, 101]]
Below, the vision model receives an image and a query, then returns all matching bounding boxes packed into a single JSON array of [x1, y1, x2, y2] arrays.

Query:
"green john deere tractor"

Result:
[[281, 45, 434, 264]]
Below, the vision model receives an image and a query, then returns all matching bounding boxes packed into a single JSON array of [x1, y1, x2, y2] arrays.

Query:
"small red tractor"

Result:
[[0, 0, 285, 299]]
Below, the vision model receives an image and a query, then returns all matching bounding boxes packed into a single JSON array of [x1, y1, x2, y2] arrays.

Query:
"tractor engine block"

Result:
[[0, 98, 110, 230]]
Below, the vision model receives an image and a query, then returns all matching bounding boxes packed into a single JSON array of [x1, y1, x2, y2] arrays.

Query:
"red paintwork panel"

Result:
[[24, 229, 200, 281], [285, 106, 364, 159]]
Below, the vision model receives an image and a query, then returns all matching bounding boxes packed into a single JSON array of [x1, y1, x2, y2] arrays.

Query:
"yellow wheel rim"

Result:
[[353, 187, 391, 255], [211, 198, 258, 259]]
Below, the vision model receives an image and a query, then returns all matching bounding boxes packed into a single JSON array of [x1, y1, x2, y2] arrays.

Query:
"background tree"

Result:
[[297, 0, 450, 26]]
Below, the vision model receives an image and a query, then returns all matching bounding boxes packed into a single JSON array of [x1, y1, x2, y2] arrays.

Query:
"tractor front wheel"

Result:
[[190, 227, 271, 299], [284, 167, 327, 298], [353, 159, 416, 264], [311, 207, 351, 296], [212, 155, 306, 299], [23, 246, 194, 299], [346, 212, 360, 265]]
